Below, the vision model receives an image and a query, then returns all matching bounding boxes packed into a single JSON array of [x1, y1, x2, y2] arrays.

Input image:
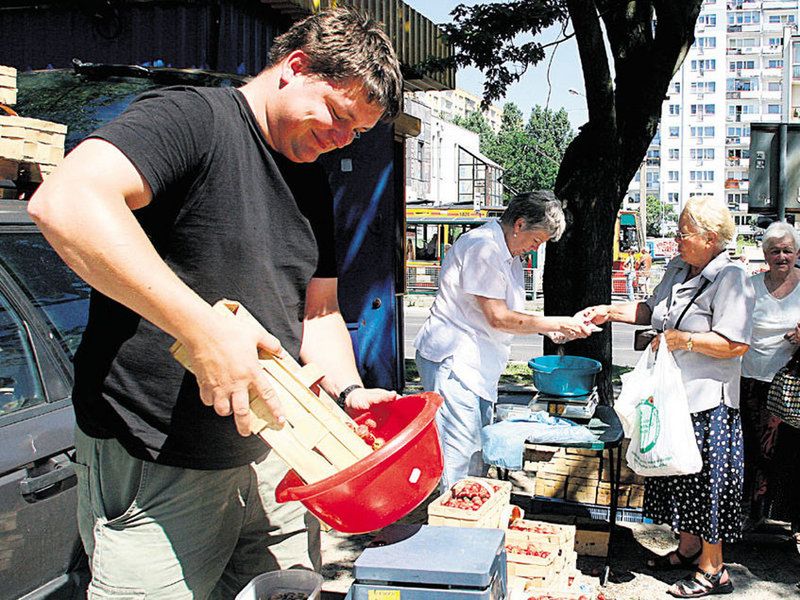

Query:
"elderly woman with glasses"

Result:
[[414, 191, 593, 492], [583, 196, 755, 598], [740, 222, 800, 540]]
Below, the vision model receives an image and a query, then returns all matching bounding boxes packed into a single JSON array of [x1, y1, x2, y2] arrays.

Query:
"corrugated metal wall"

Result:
[[0, 1, 291, 74]]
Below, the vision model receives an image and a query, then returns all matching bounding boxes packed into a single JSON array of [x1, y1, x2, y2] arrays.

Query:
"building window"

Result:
[[668, 192, 680, 204], [690, 148, 715, 160], [767, 104, 781, 114], [689, 170, 715, 182], [767, 81, 782, 92], [767, 59, 784, 69], [669, 105, 680, 115], [669, 148, 680, 160], [669, 127, 680, 137], [668, 171, 679, 182]]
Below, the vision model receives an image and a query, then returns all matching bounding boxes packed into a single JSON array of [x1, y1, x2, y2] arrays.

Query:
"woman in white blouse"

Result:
[[414, 191, 592, 493], [740, 222, 800, 538]]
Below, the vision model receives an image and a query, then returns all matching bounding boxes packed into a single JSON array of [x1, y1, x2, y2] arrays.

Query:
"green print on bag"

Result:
[[637, 396, 660, 453]]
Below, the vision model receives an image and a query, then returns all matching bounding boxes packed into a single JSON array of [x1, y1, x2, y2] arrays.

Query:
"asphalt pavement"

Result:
[[403, 304, 643, 367]]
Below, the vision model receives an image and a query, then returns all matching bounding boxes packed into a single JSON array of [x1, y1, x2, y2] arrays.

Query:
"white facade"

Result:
[[627, 0, 799, 215], [415, 88, 504, 132], [404, 94, 503, 208]]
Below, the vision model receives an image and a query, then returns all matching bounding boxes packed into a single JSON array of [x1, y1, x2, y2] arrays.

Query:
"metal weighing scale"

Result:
[[529, 387, 599, 422], [345, 524, 507, 599]]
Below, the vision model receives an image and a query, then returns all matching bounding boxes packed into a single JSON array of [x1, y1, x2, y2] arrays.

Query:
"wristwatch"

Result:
[[337, 384, 363, 408], [686, 334, 694, 352]]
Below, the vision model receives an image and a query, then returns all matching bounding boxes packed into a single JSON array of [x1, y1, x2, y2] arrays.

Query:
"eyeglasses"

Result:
[[674, 231, 702, 241]]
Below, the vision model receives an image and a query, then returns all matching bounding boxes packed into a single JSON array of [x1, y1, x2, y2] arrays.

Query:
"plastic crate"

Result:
[[235, 570, 323, 600], [523, 496, 651, 524]]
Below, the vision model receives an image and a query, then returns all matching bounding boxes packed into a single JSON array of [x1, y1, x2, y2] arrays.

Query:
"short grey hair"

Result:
[[762, 221, 800, 253], [500, 191, 566, 241]]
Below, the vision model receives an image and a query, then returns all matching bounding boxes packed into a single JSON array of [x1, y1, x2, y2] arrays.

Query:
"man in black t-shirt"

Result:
[[28, 8, 403, 598]]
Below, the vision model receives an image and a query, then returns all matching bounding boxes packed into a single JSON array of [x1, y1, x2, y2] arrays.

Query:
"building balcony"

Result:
[[762, 67, 784, 78]]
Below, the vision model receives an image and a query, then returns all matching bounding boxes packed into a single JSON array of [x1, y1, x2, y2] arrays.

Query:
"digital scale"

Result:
[[495, 388, 599, 423], [345, 524, 507, 599], [529, 388, 599, 422]]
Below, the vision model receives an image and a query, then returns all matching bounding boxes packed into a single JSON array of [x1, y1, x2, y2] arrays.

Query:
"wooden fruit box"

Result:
[[427, 477, 511, 529], [0, 65, 16, 106], [170, 299, 372, 485], [574, 529, 609, 558], [0, 115, 67, 170], [506, 518, 576, 548]]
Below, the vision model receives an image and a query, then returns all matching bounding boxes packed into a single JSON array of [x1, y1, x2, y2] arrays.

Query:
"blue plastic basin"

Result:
[[527, 355, 602, 397]]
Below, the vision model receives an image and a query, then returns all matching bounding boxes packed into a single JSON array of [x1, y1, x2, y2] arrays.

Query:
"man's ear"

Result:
[[279, 50, 311, 86]]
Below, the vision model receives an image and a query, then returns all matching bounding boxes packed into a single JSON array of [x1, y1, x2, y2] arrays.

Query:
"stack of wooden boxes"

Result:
[[428, 479, 598, 599], [0, 65, 67, 177], [504, 518, 578, 593], [529, 442, 644, 510]]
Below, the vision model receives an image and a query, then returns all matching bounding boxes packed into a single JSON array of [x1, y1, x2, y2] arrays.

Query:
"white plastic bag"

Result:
[[617, 335, 702, 477]]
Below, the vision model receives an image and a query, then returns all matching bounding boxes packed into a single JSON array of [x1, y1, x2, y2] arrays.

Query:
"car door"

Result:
[[0, 224, 90, 599]]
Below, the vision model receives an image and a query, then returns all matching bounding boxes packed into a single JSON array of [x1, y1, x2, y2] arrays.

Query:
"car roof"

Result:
[[0, 200, 34, 225]]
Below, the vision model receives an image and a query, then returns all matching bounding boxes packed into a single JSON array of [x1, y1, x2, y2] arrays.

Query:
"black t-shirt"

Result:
[[72, 87, 337, 469]]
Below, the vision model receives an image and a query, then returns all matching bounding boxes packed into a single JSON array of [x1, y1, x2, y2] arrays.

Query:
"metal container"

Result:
[[235, 569, 323, 600]]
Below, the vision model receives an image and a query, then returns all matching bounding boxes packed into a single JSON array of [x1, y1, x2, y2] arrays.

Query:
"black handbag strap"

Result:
[[674, 278, 711, 331]]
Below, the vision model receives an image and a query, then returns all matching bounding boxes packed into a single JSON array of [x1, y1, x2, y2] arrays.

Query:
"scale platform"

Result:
[[345, 524, 506, 599], [529, 388, 599, 422]]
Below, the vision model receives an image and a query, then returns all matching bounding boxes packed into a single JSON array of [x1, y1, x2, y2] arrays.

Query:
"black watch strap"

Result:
[[337, 384, 363, 408]]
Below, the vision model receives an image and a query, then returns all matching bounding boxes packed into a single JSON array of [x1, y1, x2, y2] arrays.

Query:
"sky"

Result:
[[403, 0, 588, 131]]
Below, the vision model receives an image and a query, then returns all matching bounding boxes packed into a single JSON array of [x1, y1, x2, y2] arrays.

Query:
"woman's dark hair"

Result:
[[500, 191, 566, 241]]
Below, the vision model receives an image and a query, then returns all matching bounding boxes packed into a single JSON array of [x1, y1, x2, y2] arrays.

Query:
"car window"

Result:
[[0, 233, 90, 358], [0, 291, 45, 416]]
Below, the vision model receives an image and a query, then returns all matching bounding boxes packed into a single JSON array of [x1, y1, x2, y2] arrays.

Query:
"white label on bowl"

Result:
[[408, 468, 421, 484]]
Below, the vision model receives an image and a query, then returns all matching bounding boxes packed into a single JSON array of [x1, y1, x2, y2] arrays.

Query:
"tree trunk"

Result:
[[544, 125, 623, 403]]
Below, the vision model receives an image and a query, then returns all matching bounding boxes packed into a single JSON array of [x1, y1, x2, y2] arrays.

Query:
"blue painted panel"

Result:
[[319, 124, 401, 391]]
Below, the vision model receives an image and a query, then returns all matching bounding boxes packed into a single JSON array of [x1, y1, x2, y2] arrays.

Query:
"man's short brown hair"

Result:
[[269, 7, 403, 120]]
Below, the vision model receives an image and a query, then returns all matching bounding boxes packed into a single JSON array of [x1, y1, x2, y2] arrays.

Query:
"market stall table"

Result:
[[494, 404, 624, 585]]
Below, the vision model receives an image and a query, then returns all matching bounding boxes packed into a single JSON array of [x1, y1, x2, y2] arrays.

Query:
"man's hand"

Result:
[[345, 387, 399, 411], [184, 309, 285, 436], [785, 323, 800, 345]]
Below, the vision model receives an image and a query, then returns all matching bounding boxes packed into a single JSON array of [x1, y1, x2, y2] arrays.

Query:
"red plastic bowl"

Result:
[[274, 392, 443, 533]]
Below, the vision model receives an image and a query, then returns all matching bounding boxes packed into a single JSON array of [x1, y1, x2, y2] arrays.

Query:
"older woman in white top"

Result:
[[583, 196, 754, 598], [740, 222, 800, 536], [414, 191, 592, 492]]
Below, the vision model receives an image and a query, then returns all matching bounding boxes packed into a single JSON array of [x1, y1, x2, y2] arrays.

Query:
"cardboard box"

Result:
[[574, 529, 609, 557]]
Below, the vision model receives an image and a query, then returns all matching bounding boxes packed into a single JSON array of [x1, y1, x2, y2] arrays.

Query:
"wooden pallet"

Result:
[[170, 299, 371, 484]]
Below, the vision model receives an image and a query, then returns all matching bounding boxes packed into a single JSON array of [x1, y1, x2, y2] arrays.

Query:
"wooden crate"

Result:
[[506, 518, 575, 548], [596, 481, 631, 507], [170, 300, 372, 485], [427, 477, 510, 529], [0, 66, 16, 106], [628, 483, 645, 508], [574, 529, 609, 557], [0, 115, 66, 170], [533, 473, 566, 499], [565, 476, 598, 504]]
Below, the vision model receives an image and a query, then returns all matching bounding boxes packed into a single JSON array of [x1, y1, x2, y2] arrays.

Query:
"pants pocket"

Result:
[[88, 580, 146, 599]]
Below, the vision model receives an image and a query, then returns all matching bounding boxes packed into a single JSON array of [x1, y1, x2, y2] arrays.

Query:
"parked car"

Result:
[[1, 63, 245, 599]]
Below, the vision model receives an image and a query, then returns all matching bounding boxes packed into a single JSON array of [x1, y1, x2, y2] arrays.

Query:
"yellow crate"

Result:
[[170, 300, 372, 485], [0, 115, 66, 169]]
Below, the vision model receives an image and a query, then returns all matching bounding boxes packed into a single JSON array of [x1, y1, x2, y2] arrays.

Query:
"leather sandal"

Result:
[[646, 547, 702, 571], [668, 566, 734, 597]]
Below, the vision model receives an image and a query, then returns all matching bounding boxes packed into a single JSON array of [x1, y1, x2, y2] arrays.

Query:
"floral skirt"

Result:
[[644, 403, 744, 544]]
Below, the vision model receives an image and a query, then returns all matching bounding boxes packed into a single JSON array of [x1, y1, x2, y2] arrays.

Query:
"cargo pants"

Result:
[[73, 428, 321, 599]]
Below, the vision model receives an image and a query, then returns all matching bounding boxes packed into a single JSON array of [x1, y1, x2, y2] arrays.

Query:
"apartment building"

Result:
[[415, 88, 504, 132], [627, 0, 798, 222]]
